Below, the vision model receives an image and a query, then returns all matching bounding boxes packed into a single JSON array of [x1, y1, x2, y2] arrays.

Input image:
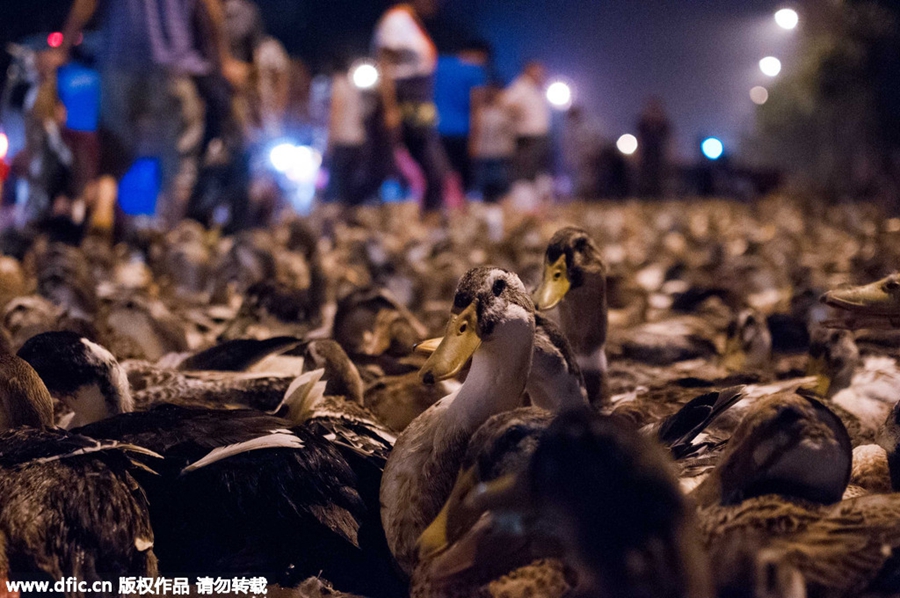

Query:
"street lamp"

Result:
[[759, 56, 782, 77], [750, 86, 769, 105], [774, 8, 799, 30], [701, 137, 724, 160], [350, 60, 379, 90], [616, 134, 638, 155], [546, 80, 573, 111]]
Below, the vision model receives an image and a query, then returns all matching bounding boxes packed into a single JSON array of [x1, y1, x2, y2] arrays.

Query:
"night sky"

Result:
[[2, 0, 802, 159]]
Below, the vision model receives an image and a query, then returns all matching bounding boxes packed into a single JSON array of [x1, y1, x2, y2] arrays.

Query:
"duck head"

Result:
[[806, 327, 859, 398], [722, 309, 772, 372], [533, 227, 606, 312], [333, 287, 428, 358], [420, 267, 534, 385], [17, 331, 133, 428], [301, 339, 366, 405], [0, 353, 55, 433], [821, 274, 900, 329], [692, 392, 852, 508]]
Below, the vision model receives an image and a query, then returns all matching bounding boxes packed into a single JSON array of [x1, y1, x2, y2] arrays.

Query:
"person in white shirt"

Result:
[[326, 61, 368, 205], [502, 61, 553, 210], [373, 1, 451, 213], [503, 61, 551, 183]]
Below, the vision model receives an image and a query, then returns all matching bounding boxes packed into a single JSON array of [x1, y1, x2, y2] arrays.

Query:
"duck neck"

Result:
[[559, 270, 608, 364], [68, 362, 134, 428], [446, 315, 534, 431]]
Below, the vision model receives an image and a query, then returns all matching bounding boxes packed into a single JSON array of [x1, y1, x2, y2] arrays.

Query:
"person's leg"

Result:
[[409, 126, 450, 212], [441, 135, 470, 189], [94, 68, 140, 236], [154, 74, 203, 225]]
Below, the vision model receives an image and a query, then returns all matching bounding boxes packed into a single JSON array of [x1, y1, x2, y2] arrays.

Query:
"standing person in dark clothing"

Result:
[[636, 96, 671, 198], [374, 0, 452, 214]]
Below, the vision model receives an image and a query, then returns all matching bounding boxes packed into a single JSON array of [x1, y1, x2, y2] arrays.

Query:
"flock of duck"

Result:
[[3, 198, 900, 597]]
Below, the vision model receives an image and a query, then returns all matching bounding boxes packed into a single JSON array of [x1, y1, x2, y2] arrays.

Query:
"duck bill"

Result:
[[805, 355, 830, 396], [417, 466, 479, 562], [721, 336, 746, 372], [419, 303, 481, 383], [420, 470, 532, 581], [822, 314, 900, 330], [533, 256, 570, 310], [414, 336, 444, 355], [822, 281, 899, 315]]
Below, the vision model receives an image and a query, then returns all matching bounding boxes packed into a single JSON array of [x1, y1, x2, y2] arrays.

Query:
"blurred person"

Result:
[[563, 105, 602, 198], [597, 141, 630, 199], [434, 41, 489, 191], [636, 96, 671, 198], [325, 59, 368, 206], [469, 83, 514, 204], [50, 0, 245, 235], [503, 60, 552, 209], [374, 0, 453, 214], [253, 35, 291, 138]]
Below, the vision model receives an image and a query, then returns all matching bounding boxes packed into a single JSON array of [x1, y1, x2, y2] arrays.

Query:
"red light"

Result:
[[0, 134, 9, 161], [47, 32, 64, 48]]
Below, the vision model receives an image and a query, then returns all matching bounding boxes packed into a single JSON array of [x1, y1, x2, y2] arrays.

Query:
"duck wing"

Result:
[[0, 428, 157, 586], [178, 336, 302, 372], [650, 386, 745, 459], [73, 406, 384, 590]]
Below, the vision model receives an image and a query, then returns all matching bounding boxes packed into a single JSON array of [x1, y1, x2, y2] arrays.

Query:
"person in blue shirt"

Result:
[[434, 41, 489, 192]]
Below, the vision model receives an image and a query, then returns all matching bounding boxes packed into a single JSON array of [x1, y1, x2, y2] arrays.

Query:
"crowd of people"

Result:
[[2, 0, 682, 240]]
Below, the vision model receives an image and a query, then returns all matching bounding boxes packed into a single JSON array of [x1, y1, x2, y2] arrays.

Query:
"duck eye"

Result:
[[492, 279, 506, 297], [573, 237, 588, 252], [885, 279, 900, 291]]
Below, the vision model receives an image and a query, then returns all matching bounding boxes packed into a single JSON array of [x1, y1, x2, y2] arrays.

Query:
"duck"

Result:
[[532, 227, 609, 405], [16, 332, 406, 597], [381, 266, 535, 575], [532, 226, 746, 407], [806, 326, 900, 447], [0, 352, 159, 591], [414, 407, 713, 598], [691, 391, 852, 509], [688, 390, 900, 596]]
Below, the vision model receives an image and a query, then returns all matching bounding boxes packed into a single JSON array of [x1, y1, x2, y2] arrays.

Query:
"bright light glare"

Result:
[[750, 86, 769, 105], [617, 134, 638, 155], [0, 134, 7, 161], [546, 81, 573, 110], [351, 62, 379, 90], [759, 56, 782, 77], [775, 8, 799, 30], [47, 32, 64, 48], [269, 143, 323, 182], [284, 146, 323, 183], [701, 138, 724, 160], [269, 143, 297, 173]]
